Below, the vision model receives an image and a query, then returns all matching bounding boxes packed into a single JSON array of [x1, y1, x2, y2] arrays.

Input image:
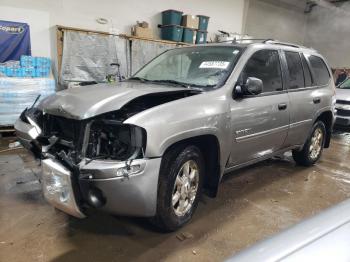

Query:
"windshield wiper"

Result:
[[128, 77, 214, 89], [148, 79, 190, 88], [128, 76, 150, 82]]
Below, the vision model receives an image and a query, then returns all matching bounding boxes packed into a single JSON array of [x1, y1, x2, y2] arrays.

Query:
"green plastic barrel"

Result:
[[162, 10, 183, 25], [197, 15, 210, 31], [161, 25, 184, 42], [195, 30, 207, 44], [182, 28, 195, 43]]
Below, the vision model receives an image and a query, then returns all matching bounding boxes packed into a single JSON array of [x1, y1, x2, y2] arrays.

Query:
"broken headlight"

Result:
[[85, 119, 146, 161]]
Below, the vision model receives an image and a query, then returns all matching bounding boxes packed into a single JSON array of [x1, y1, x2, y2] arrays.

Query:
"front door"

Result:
[[228, 49, 290, 166]]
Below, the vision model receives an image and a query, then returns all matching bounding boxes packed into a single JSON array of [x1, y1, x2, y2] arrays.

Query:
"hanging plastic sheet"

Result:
[[131, 39, 174, 74], [60, 31, 130, 86]]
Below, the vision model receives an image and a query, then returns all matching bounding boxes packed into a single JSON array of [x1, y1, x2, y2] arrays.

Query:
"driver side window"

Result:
[[241, 50, 283, 93]]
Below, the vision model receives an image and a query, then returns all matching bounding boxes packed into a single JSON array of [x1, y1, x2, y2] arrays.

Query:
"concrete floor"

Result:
[[0, 129, 350, 262]]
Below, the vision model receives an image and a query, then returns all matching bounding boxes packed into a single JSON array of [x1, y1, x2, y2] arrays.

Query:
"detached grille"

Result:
[[42, 115, 86, 150]]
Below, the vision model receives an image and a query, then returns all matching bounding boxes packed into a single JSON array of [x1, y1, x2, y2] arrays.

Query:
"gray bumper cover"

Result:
[[79, 158, 162, 217]]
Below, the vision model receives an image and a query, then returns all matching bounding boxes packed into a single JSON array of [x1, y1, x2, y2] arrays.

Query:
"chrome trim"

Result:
[[42, 159, 86, 218], [290, 119, 313, 128], [236, 124, 289, 142]]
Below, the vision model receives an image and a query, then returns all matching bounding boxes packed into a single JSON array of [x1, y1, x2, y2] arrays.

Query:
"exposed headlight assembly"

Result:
[[26, 116, 42, 139]]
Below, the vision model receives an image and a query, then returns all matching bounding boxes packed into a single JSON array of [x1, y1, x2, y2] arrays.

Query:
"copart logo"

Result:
[[0, 25, 25, 34]]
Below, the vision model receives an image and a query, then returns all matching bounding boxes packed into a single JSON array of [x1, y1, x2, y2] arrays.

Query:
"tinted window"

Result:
[[241, 50, 282, 93], [285, 51, 304, 89], [308, 55, 330, 86], [301, 54, 312, 87]]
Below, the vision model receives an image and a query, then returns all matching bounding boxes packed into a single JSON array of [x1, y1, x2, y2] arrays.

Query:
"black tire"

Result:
[[292, 121, 326, 167], [151, 145, 204, 232]]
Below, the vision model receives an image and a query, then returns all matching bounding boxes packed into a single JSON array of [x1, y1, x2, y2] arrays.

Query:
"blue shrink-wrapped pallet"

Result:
[[0, 77, 55, 126]]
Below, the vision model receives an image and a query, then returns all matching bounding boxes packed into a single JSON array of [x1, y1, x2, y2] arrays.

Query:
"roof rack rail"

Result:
[[215, 38, 274, 44], [231, 38, 273, 44], [264, 40, 310, 49]]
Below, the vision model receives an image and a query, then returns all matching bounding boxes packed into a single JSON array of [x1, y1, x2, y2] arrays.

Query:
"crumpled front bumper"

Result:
[[42, 158, 86, 218], [41, 157, 162, 218], [78, 158, 162, 217], [16, 116, 162, 218]]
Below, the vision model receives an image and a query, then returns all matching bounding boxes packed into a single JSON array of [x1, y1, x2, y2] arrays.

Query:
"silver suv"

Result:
[[15, 40, 335, 231]]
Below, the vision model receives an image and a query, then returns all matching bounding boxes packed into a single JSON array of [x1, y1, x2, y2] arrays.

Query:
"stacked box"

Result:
[[20, 55, 34, 67], [0, 77, 55, 126], [0, 56, 51, 78]]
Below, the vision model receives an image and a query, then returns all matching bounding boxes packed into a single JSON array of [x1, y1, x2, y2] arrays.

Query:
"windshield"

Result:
[[131, 46, 242, 88], [338, 78, 350, 89]]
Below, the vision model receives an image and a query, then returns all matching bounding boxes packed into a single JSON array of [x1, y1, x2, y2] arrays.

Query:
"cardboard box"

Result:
[[182, 15, 199, 29], [132, 26, 153, 39]]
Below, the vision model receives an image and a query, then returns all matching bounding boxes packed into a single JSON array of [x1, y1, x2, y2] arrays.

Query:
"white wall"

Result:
[[244, 0, 307, 45], [0, 6, 50, 57], [0, 0, 246, 59]]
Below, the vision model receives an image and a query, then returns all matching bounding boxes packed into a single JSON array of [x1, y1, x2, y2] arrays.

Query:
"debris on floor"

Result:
[[176, 232, 194, 241]]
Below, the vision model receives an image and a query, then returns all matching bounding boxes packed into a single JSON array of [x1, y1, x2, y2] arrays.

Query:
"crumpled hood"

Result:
[[336, 88, 350, 102], [38, 81, 189, 120]]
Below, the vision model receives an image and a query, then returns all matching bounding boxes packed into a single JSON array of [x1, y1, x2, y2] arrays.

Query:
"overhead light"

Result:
[[96, 18, 109, 25]]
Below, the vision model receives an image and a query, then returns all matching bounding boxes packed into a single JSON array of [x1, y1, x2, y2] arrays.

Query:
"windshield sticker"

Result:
[[199, 61, 230, 69]]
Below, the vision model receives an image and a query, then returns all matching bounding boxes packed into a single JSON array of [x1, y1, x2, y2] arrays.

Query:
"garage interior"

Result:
[[1, 0, 350, 261]]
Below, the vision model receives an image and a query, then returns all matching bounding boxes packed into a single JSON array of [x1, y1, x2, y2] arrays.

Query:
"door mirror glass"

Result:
[[245, 77, 263, 95]]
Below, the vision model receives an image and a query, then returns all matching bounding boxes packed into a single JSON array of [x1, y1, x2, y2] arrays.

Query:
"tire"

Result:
[[151, 145, 204, 232], [292, 121, 326, 167]]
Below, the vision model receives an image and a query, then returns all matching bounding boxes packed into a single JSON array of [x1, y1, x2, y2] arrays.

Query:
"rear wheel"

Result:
[[152, 145, 204, 232], [292, 121, 326, 166]]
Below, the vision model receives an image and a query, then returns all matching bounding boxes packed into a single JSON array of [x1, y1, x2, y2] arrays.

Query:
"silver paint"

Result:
[[15, 43, 335, 217]]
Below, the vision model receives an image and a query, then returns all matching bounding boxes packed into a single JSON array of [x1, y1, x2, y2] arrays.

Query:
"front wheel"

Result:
[[151, 145, 204, 232], [292, 121, 326, 166]]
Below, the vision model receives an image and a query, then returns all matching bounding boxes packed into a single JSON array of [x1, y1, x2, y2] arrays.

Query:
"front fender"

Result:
[[123, 90, 231, 169]]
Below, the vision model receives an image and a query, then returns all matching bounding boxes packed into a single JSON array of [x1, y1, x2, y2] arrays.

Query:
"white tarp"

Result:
[[60, 31, 130, 86]]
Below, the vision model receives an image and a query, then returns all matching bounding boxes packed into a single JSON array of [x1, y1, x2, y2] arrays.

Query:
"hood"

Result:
[[335, 88, 350, 102], [38, 81, 190, 120]]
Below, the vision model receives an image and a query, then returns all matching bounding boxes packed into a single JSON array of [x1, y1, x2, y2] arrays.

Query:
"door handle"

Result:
[[278, 103, 287, 110], [313, 97, 321, 104]]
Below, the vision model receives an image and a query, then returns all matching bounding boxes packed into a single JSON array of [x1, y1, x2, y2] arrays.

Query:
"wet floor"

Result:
[[1, 129, 350, 262]]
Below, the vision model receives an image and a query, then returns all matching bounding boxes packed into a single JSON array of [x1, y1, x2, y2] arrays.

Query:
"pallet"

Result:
[[0, 125, 15, 137]]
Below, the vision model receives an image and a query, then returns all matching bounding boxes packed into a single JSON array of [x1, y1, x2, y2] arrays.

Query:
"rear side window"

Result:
[[308, 55, 330, 86], [241, 50, 283, 93], [301, 54, 312, 87], [285, 51, 304, 89]]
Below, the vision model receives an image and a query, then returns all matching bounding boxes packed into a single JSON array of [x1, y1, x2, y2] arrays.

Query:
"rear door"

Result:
[[228, 49, 290, 166], [283, 51, 331, 147]]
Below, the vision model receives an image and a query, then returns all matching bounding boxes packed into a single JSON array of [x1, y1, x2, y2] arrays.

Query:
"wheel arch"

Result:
[[162, 134, 222, 198], [314, 110, 334, 148]]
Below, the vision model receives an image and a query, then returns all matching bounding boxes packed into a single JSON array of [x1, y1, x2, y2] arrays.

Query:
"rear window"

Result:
[[285, 51, 304, 89], [301, 54, 312, 87], [308, 55, 330, 86]]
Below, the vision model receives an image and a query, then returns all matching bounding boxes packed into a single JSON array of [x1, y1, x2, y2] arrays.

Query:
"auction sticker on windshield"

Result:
[[199, 61, 230, 69]]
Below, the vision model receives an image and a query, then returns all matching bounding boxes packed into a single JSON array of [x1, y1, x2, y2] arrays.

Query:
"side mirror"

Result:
[[233, 77, 263, 98], [245, 77, 263, 95]]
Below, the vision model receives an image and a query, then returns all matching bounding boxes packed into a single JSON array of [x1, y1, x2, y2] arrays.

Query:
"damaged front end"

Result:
[[15, 107, 153, 218]]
